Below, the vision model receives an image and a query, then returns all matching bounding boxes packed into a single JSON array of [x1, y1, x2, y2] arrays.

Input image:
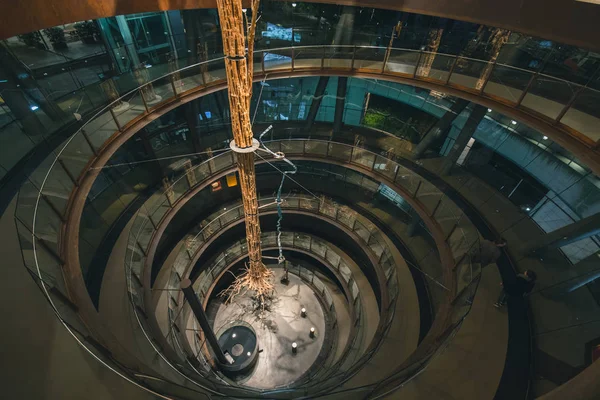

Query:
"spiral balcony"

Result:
[[3, 3, 600, 400]]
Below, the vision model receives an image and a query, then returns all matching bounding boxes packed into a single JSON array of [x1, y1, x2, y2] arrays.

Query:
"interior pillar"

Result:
[[333, 77, 348, 133], [305, 76, 329, 132], [440, 105, 486, 176], [412, 99, 469, 159], [180, 279, 228, 365]]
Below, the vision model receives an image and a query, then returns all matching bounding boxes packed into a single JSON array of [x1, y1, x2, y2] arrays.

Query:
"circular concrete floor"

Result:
[[209, 267, 327, 389]]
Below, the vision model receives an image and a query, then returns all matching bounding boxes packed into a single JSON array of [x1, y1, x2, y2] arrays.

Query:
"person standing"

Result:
[[494, 270, 537, 308], [472, 238, 507, 267]]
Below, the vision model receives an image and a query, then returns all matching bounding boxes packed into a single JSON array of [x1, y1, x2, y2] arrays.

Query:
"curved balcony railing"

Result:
[[157, 197, 363, 383], [14, 44, 505, 397], [129, 189, 399, 395], [4, 43, 599, 184], [159, 199, 384, 388], [180, 239, 347, 388], [119, 138, 481, 397], [17, 133, 482, 398]]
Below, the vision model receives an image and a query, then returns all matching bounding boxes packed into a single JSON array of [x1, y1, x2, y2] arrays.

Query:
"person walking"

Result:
[[472, 238, 507, 267], [494, 270, 537, 308]]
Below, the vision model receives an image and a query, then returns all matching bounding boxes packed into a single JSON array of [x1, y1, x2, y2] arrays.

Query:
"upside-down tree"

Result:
[[216, 0, 274, 304]]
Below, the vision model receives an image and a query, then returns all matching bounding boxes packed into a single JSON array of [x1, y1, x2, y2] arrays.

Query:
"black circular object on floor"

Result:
[[217, 323, 259, 376]]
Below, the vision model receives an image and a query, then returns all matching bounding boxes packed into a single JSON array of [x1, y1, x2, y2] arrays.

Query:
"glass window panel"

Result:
[[264, 49, 293, 71], [304, 140, 328, 156], [328, 142, 352, 161], [323, 47, 353, 69], [560, 87, 600, 142], [385, 49, 420, 75], [113, 90, 146, 128], [449, 58, 489, 91], [293, 46, 324, 70], [351, 148, 375, 169], [416, 53, 455, 82], [484, 64, 534, 105], [521, 76, 579, 120], [353, 47, 385, 71]]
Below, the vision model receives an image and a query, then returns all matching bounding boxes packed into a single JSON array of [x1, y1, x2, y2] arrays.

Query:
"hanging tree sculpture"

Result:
[[217, 0, 274, 305]]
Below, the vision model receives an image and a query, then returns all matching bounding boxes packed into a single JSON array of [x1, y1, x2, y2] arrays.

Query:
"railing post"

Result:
[[446, 222, 459, 242], [109, 107, 122, 131], [80, 129, 98, 156], [413, 180, 422, 198], [516, 72, 538, 107], [351, 45, 356, 70], [555, 85, 585, 124], [431, 198, 442, 217], [42, 195, 65, 223], [170, 74, 179, 97], [445, 57, 458, 85], [136, 241, 147, 257], [321, 46, 325, 69], [58, 159, 79, 187], [291, 47, 295, 71], [413, 51, 423, 78], [140, 88, 150, 112]]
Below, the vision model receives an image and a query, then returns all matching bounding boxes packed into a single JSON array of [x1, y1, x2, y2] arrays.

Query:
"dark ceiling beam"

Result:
[[1, 0, 600, 51]]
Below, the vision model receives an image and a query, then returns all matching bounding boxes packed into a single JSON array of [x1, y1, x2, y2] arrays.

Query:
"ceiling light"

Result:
[[30, 105, 39, 111], [292, 2, 297, 7], [542, 136, 548, 140], [487, 108, 492, 112], [511, 120, 517, 125]]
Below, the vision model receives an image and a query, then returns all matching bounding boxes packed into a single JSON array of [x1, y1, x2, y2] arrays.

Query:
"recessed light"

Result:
[[487, 108, 492, 112], [511, 120, 517, 125], [542, 136, 548, 140]]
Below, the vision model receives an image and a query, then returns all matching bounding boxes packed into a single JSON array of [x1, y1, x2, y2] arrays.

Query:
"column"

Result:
[[333, 77, 348, 133], [416, 27, 444, 78], [180, 279, 228, 365], [332, 6, 355, 46], [439, 105, 486, 176], [115, 15, 141, 67], [305, 76, 329, 131], [523, 212, 600, 254], [412, 99, 469, 159]]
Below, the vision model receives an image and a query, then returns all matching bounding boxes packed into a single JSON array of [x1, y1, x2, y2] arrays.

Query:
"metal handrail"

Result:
[[23, 44, 541, 399], [123, 138, 480, 397]]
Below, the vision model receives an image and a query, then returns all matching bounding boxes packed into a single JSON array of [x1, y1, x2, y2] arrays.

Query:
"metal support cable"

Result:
[[258, 125, 298, 264]]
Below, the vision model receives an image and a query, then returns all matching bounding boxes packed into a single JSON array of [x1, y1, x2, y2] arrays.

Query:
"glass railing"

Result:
[[18, 139, 482, 399], [15, 44, 507, 397], [119, 138, 481, 396], [3, 44, 599, 179], [160, 197, 384, 384], [179, 235, 354, 385], [130, 190, 397, 391]]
